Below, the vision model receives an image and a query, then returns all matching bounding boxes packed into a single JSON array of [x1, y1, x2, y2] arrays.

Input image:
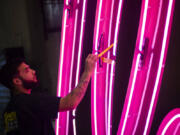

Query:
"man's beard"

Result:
[[20, 78, 38, 89]]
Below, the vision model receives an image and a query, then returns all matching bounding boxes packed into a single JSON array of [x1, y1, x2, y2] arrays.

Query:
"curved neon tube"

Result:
[[144, 0, 174, 134], [162, 114, 180, 135], [121, 54, 141, 134], [173, 121, 180, 135], [132, 53, 154, 135], [132, 1, 163, 133]]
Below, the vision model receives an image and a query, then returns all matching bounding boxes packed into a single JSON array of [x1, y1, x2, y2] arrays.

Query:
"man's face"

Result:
[[17, 62, 38, 89]]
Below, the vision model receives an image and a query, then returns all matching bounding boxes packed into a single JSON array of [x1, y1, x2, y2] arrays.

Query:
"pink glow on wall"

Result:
[[157, 109, 180, 135], [144, 0, 175, 134]]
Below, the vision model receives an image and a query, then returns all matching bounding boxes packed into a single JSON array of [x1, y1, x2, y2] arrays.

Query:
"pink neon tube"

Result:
[[157, 108, 180, 135], [107, 0, 124, 135], [73, 0, 87, 134], [91, 0, 123, 135], [144, 0, 175, 134], [132, 0, 163, 133], [117, 0, 175, 134], [56, 0, 88, 135], [105, 0, 114, 134], [92, 0, 103, 134], [56, 9, 67, 135]]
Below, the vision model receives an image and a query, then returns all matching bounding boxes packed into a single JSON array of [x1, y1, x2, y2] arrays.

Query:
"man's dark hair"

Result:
[[0, 58, 25, 89]]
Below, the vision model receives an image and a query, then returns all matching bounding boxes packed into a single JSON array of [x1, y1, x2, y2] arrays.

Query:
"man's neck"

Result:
[[14, 86, 31, 95]]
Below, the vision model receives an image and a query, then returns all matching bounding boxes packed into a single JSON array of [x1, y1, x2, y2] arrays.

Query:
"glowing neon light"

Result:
[[72, 120, 77, 135], [105, 0, 115, 134], [157, 109, 180, 135], [77, 0, 80, 4], [75, 0, 87, 86], [106, 0, 124, 134], [132, 1, 163, 132], [151, 0, 163, 49], [162, 114, 180, 135], [95, 0, 103, 51], [113, 0, 123, 55], [94, 63, 98, 135], [144, 0, 174, 134], [173, 121, 180, 135], [93, 0, 103, 134], [132, 53, 154, 134], [66, 9, 79, 135], [69, 9, 78, 95], [66, 0, 68, 6], [73, 0, 87, 135], [56, 9, 68, 135], [65, 113, 70, 135], [139, 0, 149, 51], [121, 54, 141, 134], [107, 61, 115, 135]]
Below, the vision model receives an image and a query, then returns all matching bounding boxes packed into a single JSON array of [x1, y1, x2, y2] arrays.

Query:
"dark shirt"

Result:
[[3, 93, 60, 135]]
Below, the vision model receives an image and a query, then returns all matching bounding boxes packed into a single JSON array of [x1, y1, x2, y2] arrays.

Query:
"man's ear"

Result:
[[12, 77, 22, 85]]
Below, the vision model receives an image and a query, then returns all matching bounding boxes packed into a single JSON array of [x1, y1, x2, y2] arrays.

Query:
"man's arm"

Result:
[[59, 54, 98, 111]]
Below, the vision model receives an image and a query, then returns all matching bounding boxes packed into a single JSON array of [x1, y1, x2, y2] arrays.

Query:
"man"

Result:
[[0, 54, 98, 135]]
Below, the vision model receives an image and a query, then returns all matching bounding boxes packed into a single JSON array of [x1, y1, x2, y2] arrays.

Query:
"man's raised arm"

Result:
[[59, 54, 98, 111]]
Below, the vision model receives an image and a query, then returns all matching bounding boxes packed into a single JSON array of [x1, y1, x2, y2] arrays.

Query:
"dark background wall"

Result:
[[0, 0, 179, 135]]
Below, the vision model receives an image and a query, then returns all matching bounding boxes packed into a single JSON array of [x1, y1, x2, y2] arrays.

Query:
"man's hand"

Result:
[[59, 54, 98, 111], [84, 54, 98, 75]]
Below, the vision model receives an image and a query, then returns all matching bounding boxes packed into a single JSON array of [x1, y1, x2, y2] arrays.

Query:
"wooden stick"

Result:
[[98, 43, 114, 57]]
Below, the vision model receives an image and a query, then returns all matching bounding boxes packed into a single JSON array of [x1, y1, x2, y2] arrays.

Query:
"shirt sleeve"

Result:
[[16, 93, 61, 119]]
